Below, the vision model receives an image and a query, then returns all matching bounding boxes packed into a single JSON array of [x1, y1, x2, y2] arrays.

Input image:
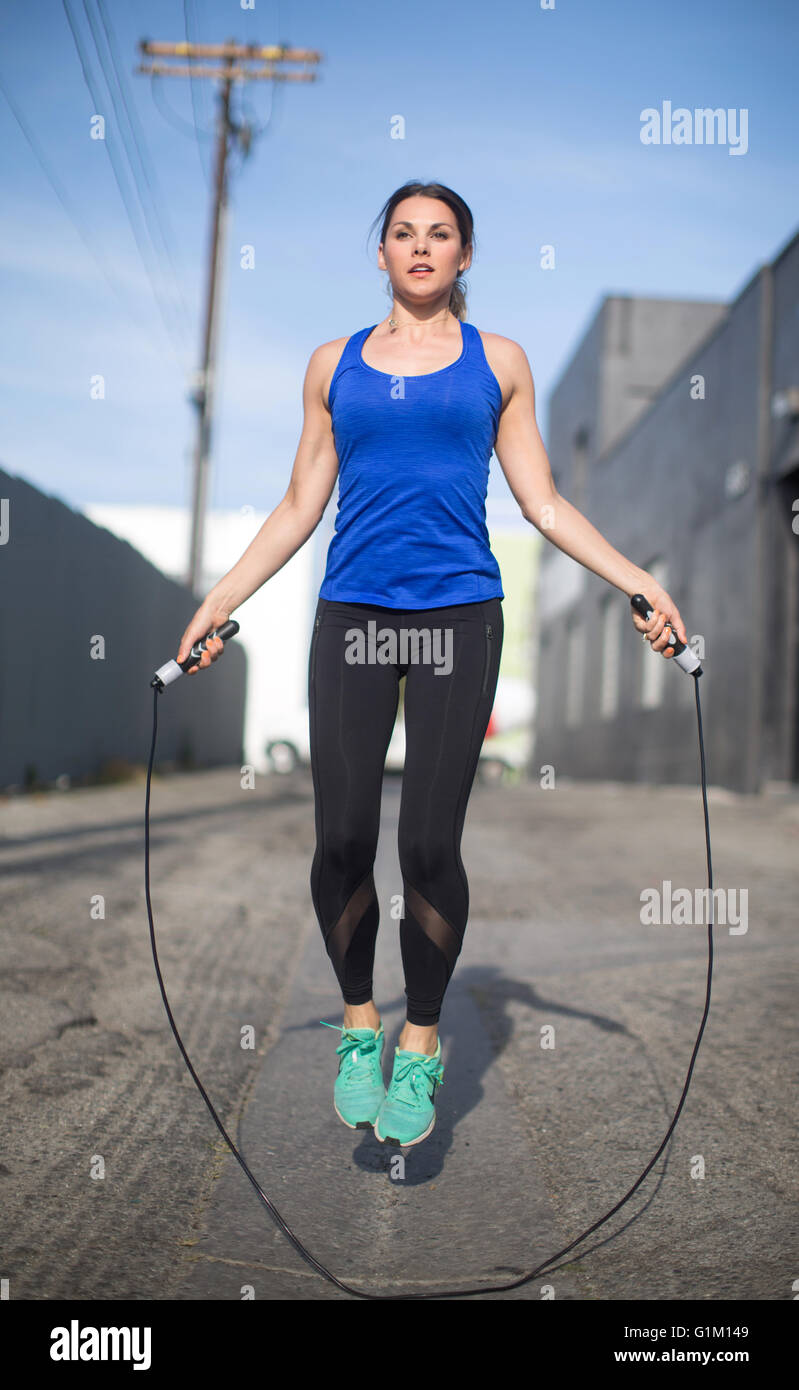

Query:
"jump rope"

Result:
[[145, 593, 712, 1300]]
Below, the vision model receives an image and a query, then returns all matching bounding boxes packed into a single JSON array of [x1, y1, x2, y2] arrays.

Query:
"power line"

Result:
[[80, 0, 192, 356], [0, 65, 126, 308], [88, 0, 195, 349], [183, 0, 211, 187], [148, 70, 214, 143], [60, 0, 192, 373], [237, 0, 287, 141]]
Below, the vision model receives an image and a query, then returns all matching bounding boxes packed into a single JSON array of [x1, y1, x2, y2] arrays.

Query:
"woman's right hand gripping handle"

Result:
[[176, 601, 232, 674]]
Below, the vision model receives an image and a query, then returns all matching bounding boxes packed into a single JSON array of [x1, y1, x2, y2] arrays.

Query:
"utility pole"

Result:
[[137, 40, 321, 594]]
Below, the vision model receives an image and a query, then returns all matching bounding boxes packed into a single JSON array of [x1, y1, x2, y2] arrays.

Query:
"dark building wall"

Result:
[[0, 469, 247, 789], [546, 295, 728, 515], [546, 307, 604, 505], [762, 237, 799, 784], [599, 296, 729, 456], [534, 230, 799, 793]]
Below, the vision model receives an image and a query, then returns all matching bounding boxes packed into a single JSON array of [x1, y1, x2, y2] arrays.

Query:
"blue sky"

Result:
[[1, 0, 797, 518]]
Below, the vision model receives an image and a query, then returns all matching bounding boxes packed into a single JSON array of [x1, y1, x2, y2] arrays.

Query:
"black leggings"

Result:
[[308, 595, 503, 1026]]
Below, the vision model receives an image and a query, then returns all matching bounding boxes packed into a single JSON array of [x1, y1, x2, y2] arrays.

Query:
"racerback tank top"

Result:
[[318, 319, 505, 609]]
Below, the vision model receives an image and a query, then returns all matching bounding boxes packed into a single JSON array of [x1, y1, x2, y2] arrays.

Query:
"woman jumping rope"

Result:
[[175, 179, 686, 1151]]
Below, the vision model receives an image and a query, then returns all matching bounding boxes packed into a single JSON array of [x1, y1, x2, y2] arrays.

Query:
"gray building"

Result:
[[0, 468, 247, 791], [533, 226, 799, 794]]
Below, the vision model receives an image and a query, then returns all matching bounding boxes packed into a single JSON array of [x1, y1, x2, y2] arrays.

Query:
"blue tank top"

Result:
[[319, 320, 505, 609]]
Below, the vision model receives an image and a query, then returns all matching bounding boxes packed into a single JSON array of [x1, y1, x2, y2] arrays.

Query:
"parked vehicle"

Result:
[[266, 676, 534, 782], [265, 707, 406, 773]]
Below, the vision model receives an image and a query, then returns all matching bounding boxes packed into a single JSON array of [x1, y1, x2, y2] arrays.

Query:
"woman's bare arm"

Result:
[[204, 341, 342, 613], [489, 336, 687, 648], [176, 339, 343, 667]]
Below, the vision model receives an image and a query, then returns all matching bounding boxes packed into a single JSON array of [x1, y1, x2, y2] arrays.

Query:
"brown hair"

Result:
[[367, 180, 475, 321]]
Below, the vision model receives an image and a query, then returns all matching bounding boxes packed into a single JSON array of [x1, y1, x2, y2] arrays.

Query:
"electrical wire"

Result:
[[183, 0, 212, 187], [148, 72, 214, 144], [77, 0, 192, 359], [90, 0, 195, 348], [0, 65, 127, 308], [144, 668, 714, 1300], [60, 0, 192, 374]]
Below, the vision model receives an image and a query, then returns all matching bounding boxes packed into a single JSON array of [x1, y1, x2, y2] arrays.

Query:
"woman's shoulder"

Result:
[[307, 330, 367, 412], [309, 330, 360, 366], [470, 328, 531, 408], [308, 326, 372, 376], [471, 326, 528, 366]]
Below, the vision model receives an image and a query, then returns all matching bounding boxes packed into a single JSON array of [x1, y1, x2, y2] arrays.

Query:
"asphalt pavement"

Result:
[[1, 763, 796, 1301]]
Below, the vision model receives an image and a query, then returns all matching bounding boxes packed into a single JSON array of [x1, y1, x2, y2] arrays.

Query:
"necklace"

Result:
[[388, 308, 452, 333]]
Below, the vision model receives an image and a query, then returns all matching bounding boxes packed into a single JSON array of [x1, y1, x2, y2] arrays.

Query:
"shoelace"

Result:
[[319, 1022, 381, 1086], [387, 1053, 444, 1111]]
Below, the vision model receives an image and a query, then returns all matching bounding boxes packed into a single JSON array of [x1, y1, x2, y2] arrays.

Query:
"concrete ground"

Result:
[[0, 762, 796, 1301]]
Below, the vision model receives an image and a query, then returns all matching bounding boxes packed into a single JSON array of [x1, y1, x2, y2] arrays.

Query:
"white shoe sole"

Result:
[[373, 1111, 436, 1147], [334, 1099, 383, 1131]]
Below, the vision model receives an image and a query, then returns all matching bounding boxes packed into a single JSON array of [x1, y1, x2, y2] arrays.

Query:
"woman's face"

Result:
[[378, 196, 470, 302]]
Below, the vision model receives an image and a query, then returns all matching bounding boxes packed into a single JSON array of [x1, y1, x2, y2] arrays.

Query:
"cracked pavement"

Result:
[[1, 767, 796, 1300]]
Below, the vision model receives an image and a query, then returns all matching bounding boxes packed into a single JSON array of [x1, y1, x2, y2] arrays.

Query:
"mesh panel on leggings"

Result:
[[324, 871, 378, 979], [403, 882, 461, 975]]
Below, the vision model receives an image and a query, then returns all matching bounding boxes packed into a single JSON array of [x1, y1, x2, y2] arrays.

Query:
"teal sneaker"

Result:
[[373, 1037, 445, 1148], [320, 1020, 386, 1129]]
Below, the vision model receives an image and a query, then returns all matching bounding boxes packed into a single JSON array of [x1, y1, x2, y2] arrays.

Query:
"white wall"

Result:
[[83, 492, 535, 772], [83, 503, 323, 774]]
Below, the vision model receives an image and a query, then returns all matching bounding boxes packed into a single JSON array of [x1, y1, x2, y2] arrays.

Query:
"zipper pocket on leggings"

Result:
[[310, 612, 322, 681], [481, 622, 493, 694]]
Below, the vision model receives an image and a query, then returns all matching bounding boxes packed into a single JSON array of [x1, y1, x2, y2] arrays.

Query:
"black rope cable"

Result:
[[144, 668, 713, 1300]]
